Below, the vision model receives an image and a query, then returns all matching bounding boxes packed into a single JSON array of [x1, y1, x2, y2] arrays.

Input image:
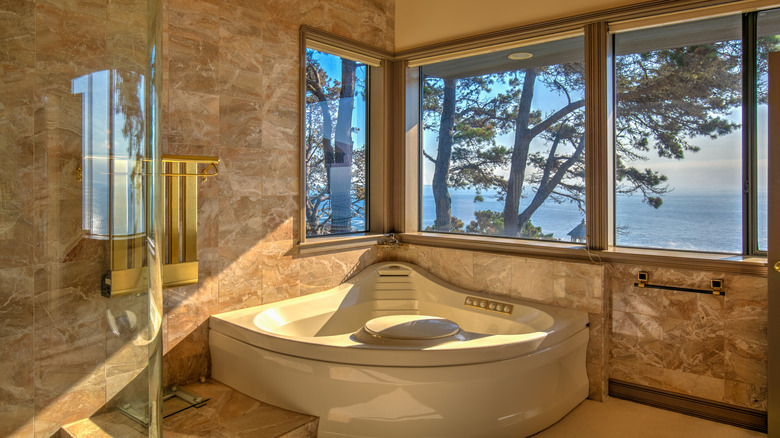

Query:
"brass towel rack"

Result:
[[102, 155, 219, 298], [633, 271, 724, 296], [161, 155, 219, 179]]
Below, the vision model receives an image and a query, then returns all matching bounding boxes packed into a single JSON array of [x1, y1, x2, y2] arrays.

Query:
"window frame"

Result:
[[610, 9, 769, 257], [298, 27, 393, 254], [395, 1, 771, 275], [415, 33, 589, 244]]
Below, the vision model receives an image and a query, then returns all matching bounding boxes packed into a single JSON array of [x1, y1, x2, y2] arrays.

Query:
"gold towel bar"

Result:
[[161, 155, 220, 179]]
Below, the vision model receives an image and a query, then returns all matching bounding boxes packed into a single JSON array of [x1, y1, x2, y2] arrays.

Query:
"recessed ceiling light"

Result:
[[507, 52, 533, 60]]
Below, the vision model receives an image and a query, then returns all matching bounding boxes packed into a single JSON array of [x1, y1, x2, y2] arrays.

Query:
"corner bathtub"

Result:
[[209, 262, 589, 438]]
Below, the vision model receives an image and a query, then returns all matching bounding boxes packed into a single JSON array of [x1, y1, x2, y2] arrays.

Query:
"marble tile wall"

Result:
[[159, 0, 396, 387], [609, 263, 767, 411]]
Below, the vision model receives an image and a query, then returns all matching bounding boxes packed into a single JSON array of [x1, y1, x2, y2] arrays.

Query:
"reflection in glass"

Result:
[[73, 70, 146, 251], [304, 49, 368, 236]]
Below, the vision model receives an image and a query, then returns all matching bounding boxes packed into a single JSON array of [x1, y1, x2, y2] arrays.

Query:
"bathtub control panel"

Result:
[[464, 297, 513, 314]]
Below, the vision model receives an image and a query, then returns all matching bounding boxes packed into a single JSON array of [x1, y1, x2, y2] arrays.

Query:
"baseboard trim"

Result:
[[608, 379, 767, 433]]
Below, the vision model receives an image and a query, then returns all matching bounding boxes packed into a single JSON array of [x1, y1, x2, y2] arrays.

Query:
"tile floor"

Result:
[[533, 397, 766, 437], [61, 381, 766, 438], [59, 380, 316, 438]]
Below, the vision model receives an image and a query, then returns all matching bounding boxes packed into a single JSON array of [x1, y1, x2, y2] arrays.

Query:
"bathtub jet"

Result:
[[209, 261, 589, 438]]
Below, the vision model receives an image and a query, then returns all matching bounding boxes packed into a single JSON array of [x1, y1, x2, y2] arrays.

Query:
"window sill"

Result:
[[399, 232, 767, 276], [298, 233, 385, 256]]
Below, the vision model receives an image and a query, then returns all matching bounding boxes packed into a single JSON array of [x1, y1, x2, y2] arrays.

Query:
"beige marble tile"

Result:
[[163, 323, 210, 387], [435, 248, 475, 291], [167, 0, 219, 43], [0, 333, 35, 428], [509, 256, 554, 304], [33, 261, 107, 331], [723, 273, 766, 302], [612, 310, 663, 341], [586, 312, 607, 401], [611, 283, 664, 317], [611, 332, 665, 368], [219, 64, 264, 101], [321, 2, 363, 42], [473, 253, 512, 296], [0, 403, 34, 438], [261, 240, 300, 305], [162, 379, 316, 437], [217, 244, 263, 313], [61, 410, 146, 438], [261, 195, 297, 243], [166, 89, 219, 145], [0, 267, 34, 337], [299, 253, 335, 284], [169, 33, 218, 93], [165, 266, 219, 347], [218, 195, 265, 258], [217, 147, 263, 199], [553, 261, 603, 314], [261, 147, 298, 198], [534, 397, 764, 438], [219, 97, 264, 149], [662, 368, 726, 402], [724, 380, 767, 411], [35, 3, 107, 69], [34, 320, 107, 438], [609, 358, 666, 389]]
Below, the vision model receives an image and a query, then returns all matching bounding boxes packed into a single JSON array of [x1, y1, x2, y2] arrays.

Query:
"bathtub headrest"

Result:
[[377, 264, 411, 276]]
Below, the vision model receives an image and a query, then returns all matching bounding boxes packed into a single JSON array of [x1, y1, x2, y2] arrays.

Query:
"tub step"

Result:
[[371, 299, 419, 311], [58, 380, 318, 438]]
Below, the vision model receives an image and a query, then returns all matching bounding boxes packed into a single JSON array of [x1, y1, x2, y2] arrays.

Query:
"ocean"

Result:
[[420, 185, 767, 254]]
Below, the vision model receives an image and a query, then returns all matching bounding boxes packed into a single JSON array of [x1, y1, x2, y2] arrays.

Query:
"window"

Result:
[[613, 12, 772, 255], [420, 36, 586, 242], [755, 8, 779, 253], [304, 47, 369, 236]]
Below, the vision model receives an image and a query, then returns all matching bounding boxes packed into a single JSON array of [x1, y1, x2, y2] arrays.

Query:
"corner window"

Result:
[[304, 47, 369, 237], [613, 12, 772, 254], [420, 36, 586, 242]]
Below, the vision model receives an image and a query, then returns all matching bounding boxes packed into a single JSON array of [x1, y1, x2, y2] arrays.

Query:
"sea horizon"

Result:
[[420, 185, 767, 253]]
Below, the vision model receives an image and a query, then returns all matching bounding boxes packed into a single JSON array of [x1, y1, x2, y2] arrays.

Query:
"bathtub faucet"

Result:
[[378, 233, 407, 251]]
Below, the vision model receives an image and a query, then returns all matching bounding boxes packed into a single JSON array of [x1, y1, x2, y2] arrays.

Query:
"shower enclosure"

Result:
[[0, 0, 163, 436]]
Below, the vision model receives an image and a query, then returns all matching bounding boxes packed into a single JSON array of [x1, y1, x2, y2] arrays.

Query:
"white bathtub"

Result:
[[209, 261, 589, 438]]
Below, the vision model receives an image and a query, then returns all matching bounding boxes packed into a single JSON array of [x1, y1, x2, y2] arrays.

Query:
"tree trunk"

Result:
[[330, 60, 357, 233], [433, 79, 456, 231], [503, 68, 537, 236], [517, 134, 585, 228]]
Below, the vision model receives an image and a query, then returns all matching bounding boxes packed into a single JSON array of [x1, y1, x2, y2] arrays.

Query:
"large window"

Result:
[[420, 36, 586, 242], [614, 11, 773, 254], [304, 48, 369, 236]]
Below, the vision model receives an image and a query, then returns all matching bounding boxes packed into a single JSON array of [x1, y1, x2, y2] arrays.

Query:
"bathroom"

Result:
[[0, 0, 776, 436]]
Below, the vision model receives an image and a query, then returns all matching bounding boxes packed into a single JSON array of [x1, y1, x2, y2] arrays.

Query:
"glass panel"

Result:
[[304, 48, 368, 236], [756, 9, 780, 252], [421, 36, 586, 241], [614, 15, 743, 253], [0, 0, 162, 435]]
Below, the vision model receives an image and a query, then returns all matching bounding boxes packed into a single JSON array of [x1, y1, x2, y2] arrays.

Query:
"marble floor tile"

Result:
[[532, 397, 765, 437], [60, 380, 317, 438]]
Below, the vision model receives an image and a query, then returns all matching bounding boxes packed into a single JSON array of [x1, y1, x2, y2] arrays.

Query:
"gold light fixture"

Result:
[[507, 52, 533, 60]]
